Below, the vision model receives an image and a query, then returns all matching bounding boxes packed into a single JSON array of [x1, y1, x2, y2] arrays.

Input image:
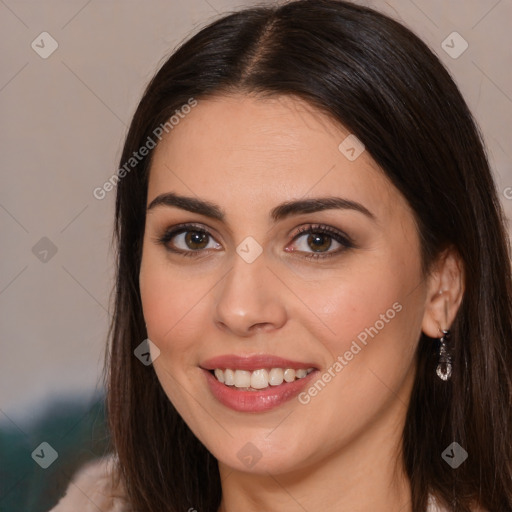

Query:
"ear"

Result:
[[421, 246, 465, 338]]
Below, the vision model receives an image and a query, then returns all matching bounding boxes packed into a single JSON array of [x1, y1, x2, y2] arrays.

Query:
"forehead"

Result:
[[147, 93, 409, 224]]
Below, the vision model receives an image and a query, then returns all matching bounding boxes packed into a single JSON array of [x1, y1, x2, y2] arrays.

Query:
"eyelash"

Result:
[[155, 222, 355, 260], [290, 224, 354, 260]]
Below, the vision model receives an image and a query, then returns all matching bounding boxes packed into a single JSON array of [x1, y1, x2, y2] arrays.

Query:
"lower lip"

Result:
[[202, 368, 318, 413]]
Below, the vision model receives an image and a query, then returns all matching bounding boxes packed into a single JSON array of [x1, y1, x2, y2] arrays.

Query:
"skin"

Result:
[[139, 93, 464, 512]]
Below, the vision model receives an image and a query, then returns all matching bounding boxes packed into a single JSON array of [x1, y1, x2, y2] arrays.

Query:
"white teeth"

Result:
[[283, 369, 296, 382], [214, 368, 225, 383], [212, 367, 314, 390], [268, 368, 284, 386], [251, 369, 269, 389], [234, 370, 251, 388], [224, 369, 235, 386]]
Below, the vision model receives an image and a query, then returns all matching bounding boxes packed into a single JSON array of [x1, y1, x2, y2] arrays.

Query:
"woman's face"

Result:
[[139, 93, 430, 475]]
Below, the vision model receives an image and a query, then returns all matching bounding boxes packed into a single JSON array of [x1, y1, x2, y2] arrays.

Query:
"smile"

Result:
[[212, 367, 314, 390], [200, 354, 319, 412]]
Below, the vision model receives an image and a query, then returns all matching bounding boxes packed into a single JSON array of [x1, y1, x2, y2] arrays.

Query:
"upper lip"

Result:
[[200, 354, 318, 371]]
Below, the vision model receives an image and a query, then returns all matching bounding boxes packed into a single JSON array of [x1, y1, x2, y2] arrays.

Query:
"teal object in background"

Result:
[[0, 393, 110, 512]]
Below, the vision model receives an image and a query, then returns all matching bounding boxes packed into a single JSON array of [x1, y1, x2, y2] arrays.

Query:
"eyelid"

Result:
[[286, 223, 355, 260], [153, 222, 220, 248], [290, 223, 354, 245], [154, 222, 355, 259]]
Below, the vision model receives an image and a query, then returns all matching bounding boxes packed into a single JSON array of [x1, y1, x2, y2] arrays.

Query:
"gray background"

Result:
[[1, 0, 511, 429]]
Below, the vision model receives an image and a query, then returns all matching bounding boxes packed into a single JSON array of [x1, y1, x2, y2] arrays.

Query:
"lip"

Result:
[[201, 366, 319, 413], [200, 354, 318, 372]]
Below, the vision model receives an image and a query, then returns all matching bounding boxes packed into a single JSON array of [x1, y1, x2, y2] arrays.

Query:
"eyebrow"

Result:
[[147, 192, 376, 222]]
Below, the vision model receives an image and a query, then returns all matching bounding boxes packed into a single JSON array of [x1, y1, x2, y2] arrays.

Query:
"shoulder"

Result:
[[49, 454, 131, 512], [428, 493, 489, 512], [428, 494, 449, 512]]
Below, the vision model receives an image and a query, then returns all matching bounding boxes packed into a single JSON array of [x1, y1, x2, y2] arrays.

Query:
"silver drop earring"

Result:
[[436, 329, 452, 381]]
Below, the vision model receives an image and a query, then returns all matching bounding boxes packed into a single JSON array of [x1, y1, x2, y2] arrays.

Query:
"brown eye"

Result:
[[305, 233, 332, 252], [157, 224, 222, 256], [184, 231, 209, 250], [288, 224, 354, 260]]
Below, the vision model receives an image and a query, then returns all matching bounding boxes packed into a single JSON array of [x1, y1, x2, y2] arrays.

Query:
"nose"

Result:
[[213, 249, 288, 337]]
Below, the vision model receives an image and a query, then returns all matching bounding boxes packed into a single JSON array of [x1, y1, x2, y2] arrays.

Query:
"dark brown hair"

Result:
[[106, 1, 512, 510]]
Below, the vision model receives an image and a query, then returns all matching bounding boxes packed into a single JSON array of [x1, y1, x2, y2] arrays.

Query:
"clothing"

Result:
[[49, 456, 450, 512], [49, 456, 129, 512]]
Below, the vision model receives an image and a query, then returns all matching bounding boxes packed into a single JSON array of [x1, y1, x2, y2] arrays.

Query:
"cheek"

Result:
[[304, 258, 406, 346], [302, 247, 424, 396], [317, 292, 405, 379], [139, 249, 204, 357], [138, 250, 209, 415], [291, 266, 423, 455]]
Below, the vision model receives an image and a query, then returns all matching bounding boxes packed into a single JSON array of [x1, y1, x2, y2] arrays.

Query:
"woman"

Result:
[[50, 0, 512, 511]]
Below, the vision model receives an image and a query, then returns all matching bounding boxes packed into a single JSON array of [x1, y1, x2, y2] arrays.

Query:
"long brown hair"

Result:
[[106, 1, 512, 510]]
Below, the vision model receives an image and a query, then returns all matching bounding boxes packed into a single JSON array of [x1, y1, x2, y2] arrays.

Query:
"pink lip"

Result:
[[201, 366, 319, 413], [200, 354, 317, 371]]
